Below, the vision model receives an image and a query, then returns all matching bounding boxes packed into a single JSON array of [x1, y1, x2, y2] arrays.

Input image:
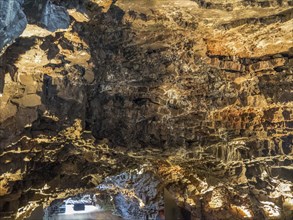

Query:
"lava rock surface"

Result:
[[0, 0, 292, 219]]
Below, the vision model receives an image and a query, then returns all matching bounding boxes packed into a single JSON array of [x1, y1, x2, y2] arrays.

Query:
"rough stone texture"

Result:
[[97, 167, 162, 219], [23, 0, 70, 32], [0, 0, 27, 54], [0, 0, 292, 219], [0, 0, 70, 53]]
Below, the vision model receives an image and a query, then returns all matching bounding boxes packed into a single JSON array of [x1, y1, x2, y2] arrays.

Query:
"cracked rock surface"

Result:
[[0, 0, 71, 53], [0, 0, 292, 219]]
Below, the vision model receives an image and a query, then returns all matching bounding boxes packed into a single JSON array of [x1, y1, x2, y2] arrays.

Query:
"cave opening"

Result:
[[27, 193, 123, 220]]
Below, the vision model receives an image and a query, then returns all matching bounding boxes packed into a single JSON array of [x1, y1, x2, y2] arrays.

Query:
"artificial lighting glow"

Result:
[[231, 204, 253, 218], [59, 204, 102, 215], [240, 206, 253, 218], [47, 195, 105, 220], [260, 201, 281, 218], [208, 191, 223, 209], [283, 197, 293, 210], [138, 199, 145, 208]]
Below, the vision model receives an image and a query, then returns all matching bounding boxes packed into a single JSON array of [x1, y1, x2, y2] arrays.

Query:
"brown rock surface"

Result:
[[0, 0, 292, 219]]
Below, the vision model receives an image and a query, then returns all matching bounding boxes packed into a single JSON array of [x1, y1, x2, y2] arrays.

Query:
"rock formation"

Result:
[[0, 0, 292, 219], [0, 0, 27, 54], [0, 0, 70, 54]]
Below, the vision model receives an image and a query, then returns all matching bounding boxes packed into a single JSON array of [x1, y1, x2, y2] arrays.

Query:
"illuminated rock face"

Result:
[[0, 0, 292, 219]]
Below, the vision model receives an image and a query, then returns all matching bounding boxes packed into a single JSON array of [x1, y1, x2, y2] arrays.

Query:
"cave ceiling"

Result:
[[0, 0, 292, 219]]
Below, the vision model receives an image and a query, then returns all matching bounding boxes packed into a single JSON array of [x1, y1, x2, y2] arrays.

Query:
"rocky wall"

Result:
[[0, 0, 292, 219], [0, 0, 71, 54]]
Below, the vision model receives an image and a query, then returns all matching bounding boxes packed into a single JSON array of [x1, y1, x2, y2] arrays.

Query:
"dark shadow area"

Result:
[[0, 64, 4, 95], [23, 0, 70, 32], [23, 0, 49, 24], [164, 188, 192, 220], [72, 1, 177, 148]]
